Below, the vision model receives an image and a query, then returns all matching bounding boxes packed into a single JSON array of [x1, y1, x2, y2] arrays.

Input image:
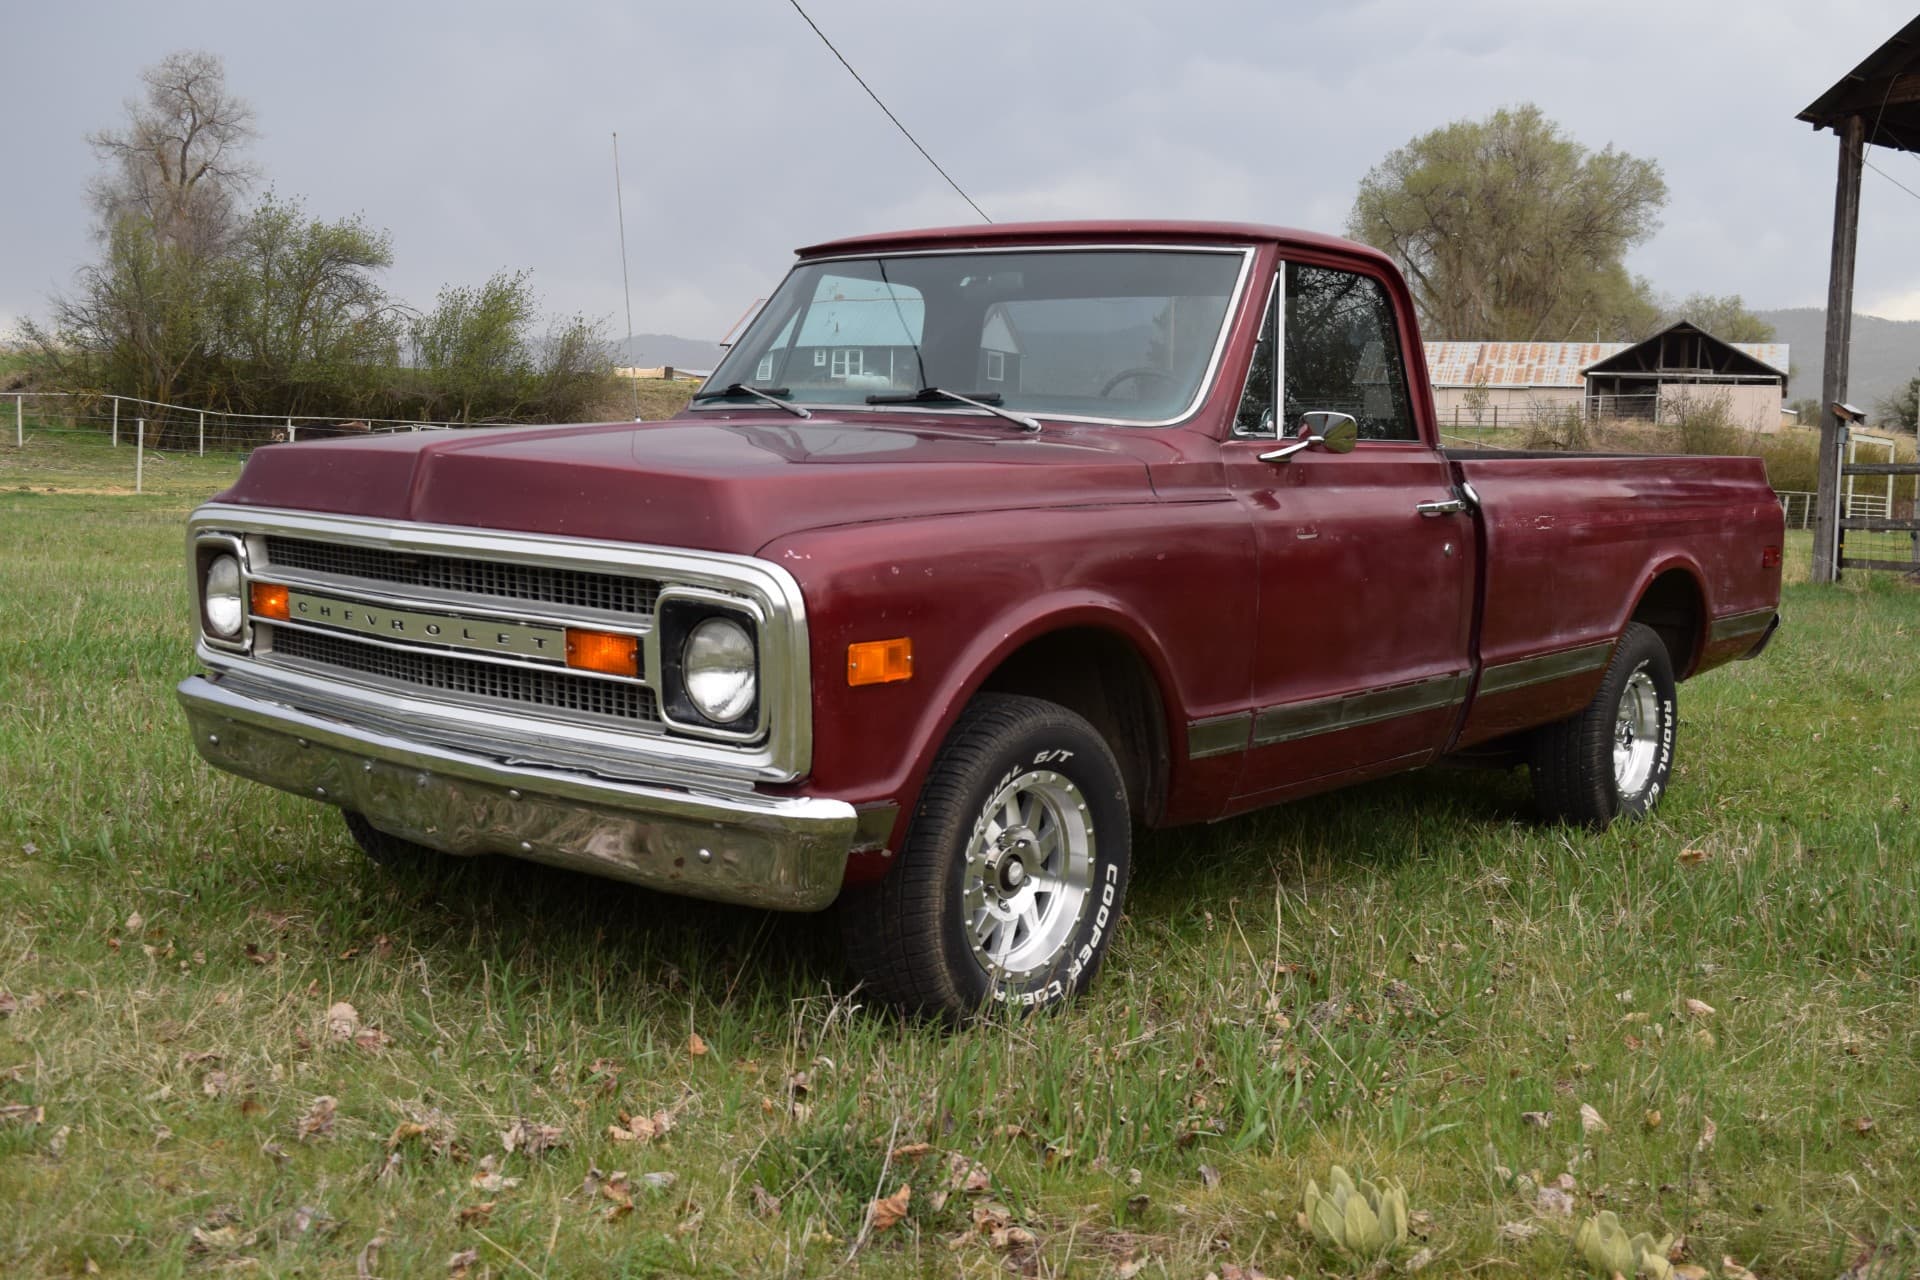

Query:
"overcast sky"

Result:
[[6, 0, 1919, 347]]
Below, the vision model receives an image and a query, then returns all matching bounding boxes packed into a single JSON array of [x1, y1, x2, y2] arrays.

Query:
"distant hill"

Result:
[[1754, 308, 1920, 415], [614, 333, 727, 373]]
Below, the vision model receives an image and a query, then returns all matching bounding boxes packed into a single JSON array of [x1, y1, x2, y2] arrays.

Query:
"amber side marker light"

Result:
[[566, 628, 639, 678], [848, 637, 913, 686], [250, 582, 290, 621]]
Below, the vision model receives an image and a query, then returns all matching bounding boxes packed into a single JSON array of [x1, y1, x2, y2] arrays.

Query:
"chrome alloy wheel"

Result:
[[1612, 667, 1661, 797], [962, 769, 1095, 980]]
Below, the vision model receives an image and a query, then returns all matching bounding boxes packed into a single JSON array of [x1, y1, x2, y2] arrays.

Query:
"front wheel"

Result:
[[839, 694, 1131, 1017], [1529, 621, 1677, 827]]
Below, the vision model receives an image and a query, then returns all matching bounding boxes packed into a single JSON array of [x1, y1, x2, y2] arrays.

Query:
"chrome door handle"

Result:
[[1416, 497, 1469, 516]]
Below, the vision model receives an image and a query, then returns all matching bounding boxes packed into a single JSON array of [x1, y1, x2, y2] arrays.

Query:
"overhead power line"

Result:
[[783, 0, 992, 223]]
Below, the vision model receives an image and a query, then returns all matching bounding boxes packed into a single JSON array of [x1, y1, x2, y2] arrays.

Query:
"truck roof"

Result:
[[795, 219, 1395, 268]]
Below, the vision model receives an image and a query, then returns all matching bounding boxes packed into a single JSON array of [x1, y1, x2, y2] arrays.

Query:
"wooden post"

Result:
[[1813, 113, 1866, 584], [287, 415, 296, 443], [13, 394, 20, 448], [135, 418, 145, 494], [112, 397, 119, 447], [198, 409, 206, 457]]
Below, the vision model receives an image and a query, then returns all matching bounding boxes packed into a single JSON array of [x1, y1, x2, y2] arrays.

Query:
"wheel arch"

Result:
[[1626, 557, 1709, 679], [905, 601, 1185, 832]]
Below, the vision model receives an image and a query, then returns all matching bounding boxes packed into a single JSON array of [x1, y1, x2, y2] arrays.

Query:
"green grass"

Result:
[[2, 442, 1918, 1277]]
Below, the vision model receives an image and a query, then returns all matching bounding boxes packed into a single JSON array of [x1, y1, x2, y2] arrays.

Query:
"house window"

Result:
[[814, 349, 827, 367], [986, 350, 1005, 382], [830, 348, 864, 379], [755, 355, 774, 382]]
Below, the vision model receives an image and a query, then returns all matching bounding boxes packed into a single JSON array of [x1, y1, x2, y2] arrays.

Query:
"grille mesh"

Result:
[[264, 536, 658, 618], [267, 626, 658, 723]]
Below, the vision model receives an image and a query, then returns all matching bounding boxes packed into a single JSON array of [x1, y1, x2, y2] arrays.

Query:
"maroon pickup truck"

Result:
[[179, 221, 1782, 1015]]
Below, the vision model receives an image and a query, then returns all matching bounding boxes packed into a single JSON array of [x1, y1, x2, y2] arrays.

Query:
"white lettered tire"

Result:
[[839, 693, 1131, 1017], [1530, 621, 1678, 827]]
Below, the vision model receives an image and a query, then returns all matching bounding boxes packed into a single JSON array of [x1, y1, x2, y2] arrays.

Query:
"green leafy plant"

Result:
[[1574, 1210, 1673, 1278], [1302, 1166, 1409, 1258]]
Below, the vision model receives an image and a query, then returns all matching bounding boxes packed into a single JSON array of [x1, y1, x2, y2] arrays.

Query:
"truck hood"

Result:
[[217, 415, 1157, 554]]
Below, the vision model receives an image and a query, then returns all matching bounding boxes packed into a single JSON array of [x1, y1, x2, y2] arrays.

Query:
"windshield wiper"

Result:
[[865, 387, 1040, 434], [691, 383, 811, 419]]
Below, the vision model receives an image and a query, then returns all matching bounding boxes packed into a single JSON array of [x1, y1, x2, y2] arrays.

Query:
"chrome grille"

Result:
[[263, 536, 659, 618], [266, 625, 658, 724]]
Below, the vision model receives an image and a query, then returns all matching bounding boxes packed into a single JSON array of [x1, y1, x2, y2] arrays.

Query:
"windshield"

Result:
[[699, 248, 1248, 425]]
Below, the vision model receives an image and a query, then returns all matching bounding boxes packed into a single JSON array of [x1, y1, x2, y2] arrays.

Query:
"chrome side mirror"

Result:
[[1259, 411, 1359, 463]]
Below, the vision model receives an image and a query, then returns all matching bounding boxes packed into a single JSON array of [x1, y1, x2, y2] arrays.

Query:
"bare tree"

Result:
[[88, 50, 258, 256]]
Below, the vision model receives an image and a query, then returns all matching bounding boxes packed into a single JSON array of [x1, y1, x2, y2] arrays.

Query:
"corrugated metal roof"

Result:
[[1425, 340, 1788, 386]]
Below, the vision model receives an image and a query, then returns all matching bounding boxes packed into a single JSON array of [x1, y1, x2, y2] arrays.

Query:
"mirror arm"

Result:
[[1258, 435, 1322, 464]]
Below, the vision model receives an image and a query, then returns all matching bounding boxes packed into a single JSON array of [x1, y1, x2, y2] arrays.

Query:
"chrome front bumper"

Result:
[[177, 675, 859, 911]]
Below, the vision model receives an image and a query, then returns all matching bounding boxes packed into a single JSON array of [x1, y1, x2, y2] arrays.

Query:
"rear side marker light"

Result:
[[566, 628, 640, 678], [1761, 545, 1781, 569], [848, 637, 913, 686], [250, 582, 290, 620]]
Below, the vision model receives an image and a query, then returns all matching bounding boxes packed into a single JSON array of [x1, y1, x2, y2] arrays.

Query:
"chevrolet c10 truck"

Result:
[[179, 221, 1783, 1015]]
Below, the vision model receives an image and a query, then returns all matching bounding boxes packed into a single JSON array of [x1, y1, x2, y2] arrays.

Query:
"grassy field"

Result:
[[1, 434, 1918, 1278]]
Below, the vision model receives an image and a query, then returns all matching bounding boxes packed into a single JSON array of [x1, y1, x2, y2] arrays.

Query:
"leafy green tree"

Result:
[[408, 272, 612, 423], [1652, 294, 1775, 343], [1348, 105, 1667, 341], [1876, 376, 1919, 432], [216, 194, 401, 414], [24, 215, 219, 409]]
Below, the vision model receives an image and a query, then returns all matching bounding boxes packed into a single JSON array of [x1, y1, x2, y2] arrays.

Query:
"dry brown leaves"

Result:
[[296, 1096, 337, 1141], [687, 1032, 709, 1058], [868, 1183, 911, 1232], [500, 1118, 565, 1156], [750, 1182, 782, 1218], [0, 1103, 46, 1127], [608, 1108, 674, 1145], [470, 1154, 522, 1193], [1579, 1103, 1610, 1135], [446, 1248, 480, 1278]]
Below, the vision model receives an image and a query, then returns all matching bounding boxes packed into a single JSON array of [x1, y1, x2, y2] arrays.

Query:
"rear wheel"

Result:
[[840, 693, 1131, 1017], [1529, 622, 1677, 827], [342, 811, 448, 873]]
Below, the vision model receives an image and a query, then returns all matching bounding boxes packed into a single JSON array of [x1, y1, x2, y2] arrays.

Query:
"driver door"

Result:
[[1221, 261, 1476, 808]]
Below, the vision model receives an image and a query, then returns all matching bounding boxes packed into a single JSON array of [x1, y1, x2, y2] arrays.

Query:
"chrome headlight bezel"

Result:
[[193, 533, 252, 652], [655, 588, 764, 741]]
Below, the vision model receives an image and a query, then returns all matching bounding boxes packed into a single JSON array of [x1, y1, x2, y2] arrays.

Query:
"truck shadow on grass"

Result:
[[303, 764, 1537, 1016]]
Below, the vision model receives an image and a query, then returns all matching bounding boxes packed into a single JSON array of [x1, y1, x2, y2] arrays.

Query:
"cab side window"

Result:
[[1283, 264, 1417, 441], [1232, 277, 1278, 437]]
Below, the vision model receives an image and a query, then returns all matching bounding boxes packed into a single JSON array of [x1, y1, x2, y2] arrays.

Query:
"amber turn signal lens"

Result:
[[848, 637, 912, 686], [565, 628, 639, 677], [249, 581, 290, 621]]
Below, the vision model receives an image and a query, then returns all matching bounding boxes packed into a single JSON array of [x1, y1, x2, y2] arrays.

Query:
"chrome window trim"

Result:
[[191, 531, 254, 653], [650, 585, 770, 743], [691, 244, 1256, 430], [1229, 272, 1282, 440], [188, 504, 811, 783]]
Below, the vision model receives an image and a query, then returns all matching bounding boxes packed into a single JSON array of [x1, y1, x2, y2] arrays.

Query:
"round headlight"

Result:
[[682, 616, 756, 724], [204, 554, 244, 639]]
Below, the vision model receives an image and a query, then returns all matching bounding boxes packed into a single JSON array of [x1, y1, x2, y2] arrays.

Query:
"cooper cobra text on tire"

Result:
[[1529, 621, 1678, 827], [840, 693, 1132, 1017]]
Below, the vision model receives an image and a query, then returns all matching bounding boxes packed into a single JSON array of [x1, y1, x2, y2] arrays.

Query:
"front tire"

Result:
[[342, 811, 448, 873], [840, 694, 1131, 1017], [1529, 621, 1677, 827]]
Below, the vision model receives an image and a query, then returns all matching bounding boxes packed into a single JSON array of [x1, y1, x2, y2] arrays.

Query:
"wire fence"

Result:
[[1, 391, 527, 495]]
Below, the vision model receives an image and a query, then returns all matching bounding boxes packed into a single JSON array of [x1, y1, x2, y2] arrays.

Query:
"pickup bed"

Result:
[[179, 220, 1783, 1015]]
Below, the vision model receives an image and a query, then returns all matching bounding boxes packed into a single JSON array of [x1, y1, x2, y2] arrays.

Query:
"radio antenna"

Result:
[[612, 131, 642, 420]]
